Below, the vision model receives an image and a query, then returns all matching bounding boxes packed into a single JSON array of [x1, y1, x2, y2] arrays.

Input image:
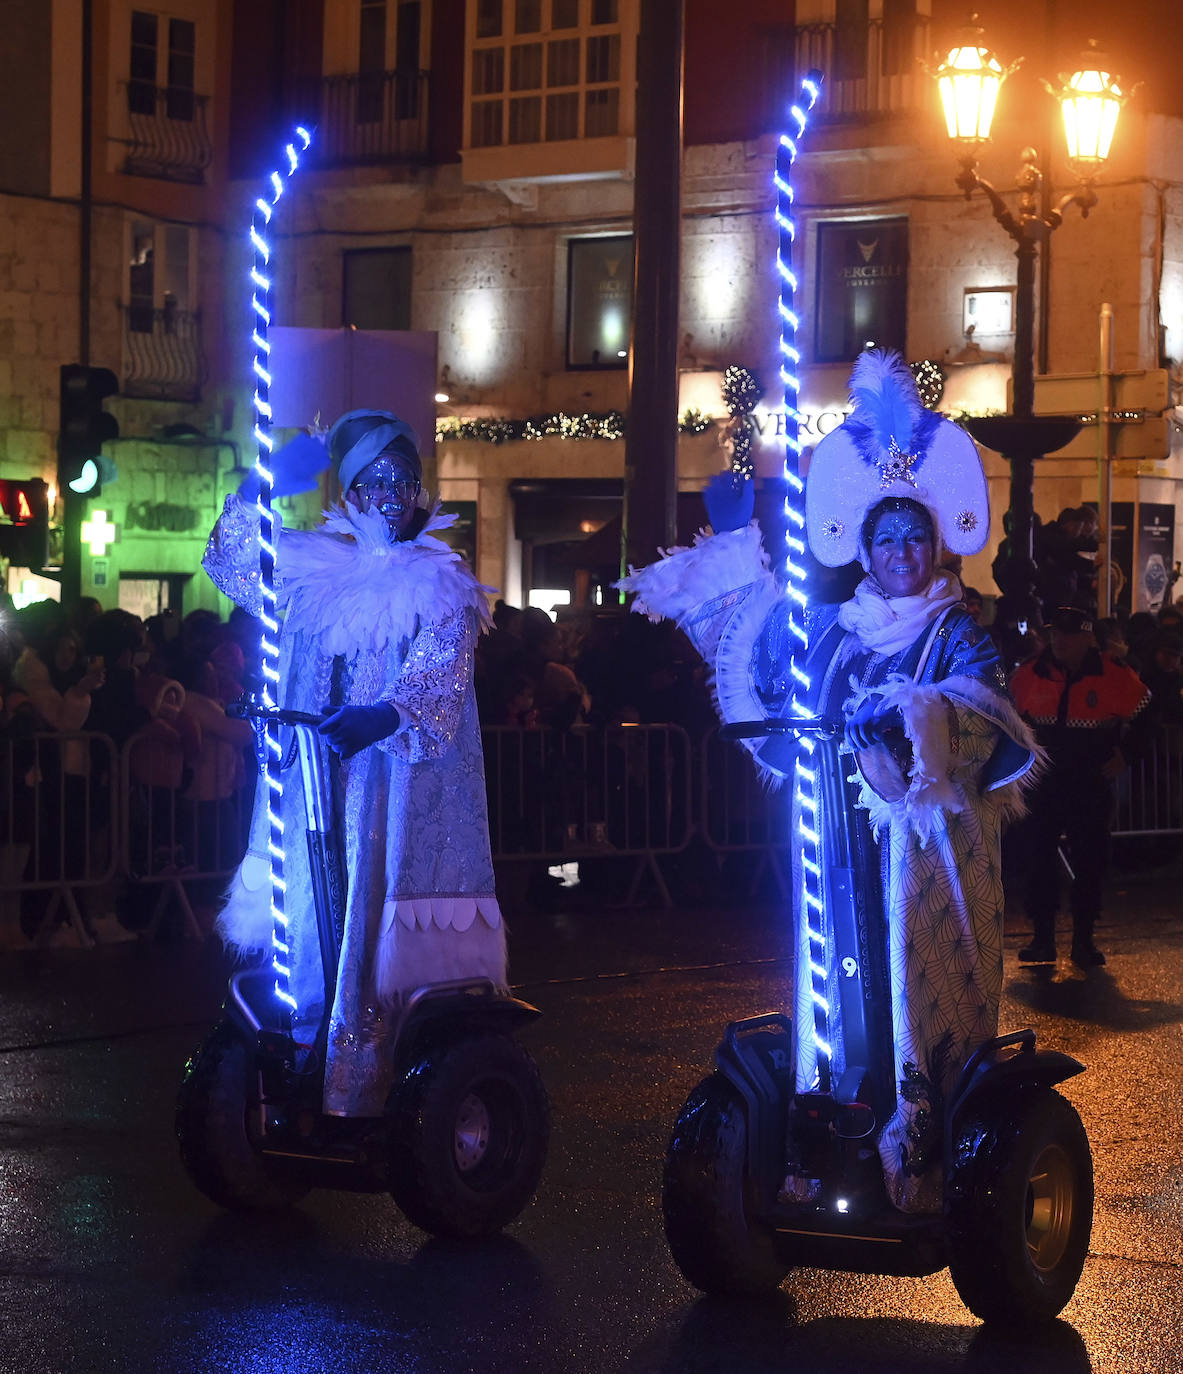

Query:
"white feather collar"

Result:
[[278, 501, 494, 657]]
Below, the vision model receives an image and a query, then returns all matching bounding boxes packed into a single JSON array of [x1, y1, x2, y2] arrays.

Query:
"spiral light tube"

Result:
[[250, 125, 312, 1019], [774, 72, 828, 1089]]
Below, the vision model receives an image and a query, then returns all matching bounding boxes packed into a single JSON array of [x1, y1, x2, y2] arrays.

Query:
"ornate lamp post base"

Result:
[[964, 415, 1082, 629]]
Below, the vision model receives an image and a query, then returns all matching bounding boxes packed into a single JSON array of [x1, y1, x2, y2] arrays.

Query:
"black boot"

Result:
[[1019, 912, 1056, 963], [1070, 923, 1106, 966]]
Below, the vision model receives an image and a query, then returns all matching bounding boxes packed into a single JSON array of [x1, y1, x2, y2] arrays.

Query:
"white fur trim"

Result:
[[215, 848, 273, 953], [374, 905, 507, 1003], [279, 501, 494, 657], [616, 522, 770, 623], [849, 672, 1045, 841]]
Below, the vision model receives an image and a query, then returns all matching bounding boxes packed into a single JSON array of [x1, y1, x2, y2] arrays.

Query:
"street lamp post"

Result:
[[931, 28, 1129, 630]]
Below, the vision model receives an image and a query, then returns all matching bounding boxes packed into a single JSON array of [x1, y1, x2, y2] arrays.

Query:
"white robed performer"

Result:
[[619, 351, 1042, 1212], [203, 410, 504, 1117]]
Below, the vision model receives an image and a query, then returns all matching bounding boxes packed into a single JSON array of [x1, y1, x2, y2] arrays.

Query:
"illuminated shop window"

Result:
[[468, 0, 625, 149], [963, 285, 1015, 336], [814, 218, 908, 364], [566, 234, 633, 369]]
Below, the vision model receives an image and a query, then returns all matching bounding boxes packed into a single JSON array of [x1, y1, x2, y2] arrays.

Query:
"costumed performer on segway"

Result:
[[618, 349, 1042, 1213], [203, 409, 505, 1118]]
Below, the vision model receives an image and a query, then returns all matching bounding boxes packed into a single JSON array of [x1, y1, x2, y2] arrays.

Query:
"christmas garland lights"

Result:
[[435, 407, 718, 445]]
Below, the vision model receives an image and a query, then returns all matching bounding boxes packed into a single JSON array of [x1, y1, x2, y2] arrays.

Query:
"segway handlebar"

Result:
[[227, 700, 326, 729], [719, 717, 842, 741]]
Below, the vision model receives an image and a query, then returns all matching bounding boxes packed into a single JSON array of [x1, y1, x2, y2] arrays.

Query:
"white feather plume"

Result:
[[848, 349, 922, 452], [278, 501, 494, 657]]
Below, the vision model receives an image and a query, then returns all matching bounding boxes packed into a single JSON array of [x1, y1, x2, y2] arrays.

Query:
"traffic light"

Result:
[[0, 477, 49, 568], [58, 363, 119, 499]]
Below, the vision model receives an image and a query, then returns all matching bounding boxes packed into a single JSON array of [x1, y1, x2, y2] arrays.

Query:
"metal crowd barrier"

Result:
[[1, 730, 121, 946], [1112, 726, 1183, 837], [3, 721, 1181, 948], [119, 731, 254, 941], [697, 726, 792, 897], [482, 722, 695, 907]]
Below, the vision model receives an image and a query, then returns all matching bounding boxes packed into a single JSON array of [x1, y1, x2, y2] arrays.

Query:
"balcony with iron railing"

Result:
[[119, 82, 213, 184], [291, 69, 431, 170], [795, 15, 932, 123], [122, 303, 207, 404]]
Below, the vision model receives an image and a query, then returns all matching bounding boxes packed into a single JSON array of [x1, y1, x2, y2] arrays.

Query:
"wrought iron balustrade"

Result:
[[292, 69, 430, 168], [120, 83, 213, 184], [122, 304, 207, 403], [795, 16, 931, 123]]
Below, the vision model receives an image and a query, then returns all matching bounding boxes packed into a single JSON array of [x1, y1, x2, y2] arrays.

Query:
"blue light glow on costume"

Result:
[[250, 124, 312, 1017], [775, 72, 828, 1088]]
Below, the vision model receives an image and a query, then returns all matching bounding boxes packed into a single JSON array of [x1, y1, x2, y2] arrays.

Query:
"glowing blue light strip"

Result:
[[251, 123, 312, 1019], [775, 72, 828, 1091]]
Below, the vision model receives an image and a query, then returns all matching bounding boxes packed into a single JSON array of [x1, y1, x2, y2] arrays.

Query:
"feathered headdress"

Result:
[[804, 349, 989, 568]]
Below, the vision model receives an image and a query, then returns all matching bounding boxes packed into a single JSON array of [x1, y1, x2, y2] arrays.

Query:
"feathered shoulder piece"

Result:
[[278, 501, 494, 656]]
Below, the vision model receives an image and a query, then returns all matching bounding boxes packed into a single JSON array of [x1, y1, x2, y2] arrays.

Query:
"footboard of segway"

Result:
[[392, 978, 541, 1065]]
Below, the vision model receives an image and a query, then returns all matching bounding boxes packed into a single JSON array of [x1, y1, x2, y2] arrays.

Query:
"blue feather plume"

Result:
[[847, 349, 922, 452]]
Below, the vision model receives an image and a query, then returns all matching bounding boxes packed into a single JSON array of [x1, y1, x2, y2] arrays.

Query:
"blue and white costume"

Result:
[[620, 352, 1040, 1211], [203, 493, 504, 1117]]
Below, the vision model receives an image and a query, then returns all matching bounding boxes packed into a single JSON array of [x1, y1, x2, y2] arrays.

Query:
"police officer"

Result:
[[1010, 605, 1151, 966]]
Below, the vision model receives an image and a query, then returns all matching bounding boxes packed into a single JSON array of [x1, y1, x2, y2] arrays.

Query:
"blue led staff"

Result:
[[773, 71, 829, 1092], [249, 125, 312, 1019]]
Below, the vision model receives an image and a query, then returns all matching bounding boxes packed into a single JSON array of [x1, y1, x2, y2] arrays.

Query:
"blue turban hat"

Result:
[[327, 410, 421, 493]]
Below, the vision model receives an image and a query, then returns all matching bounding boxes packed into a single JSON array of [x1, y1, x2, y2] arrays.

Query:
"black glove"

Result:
[[318, 702, 401, 759], [844, 701, 905, 753]]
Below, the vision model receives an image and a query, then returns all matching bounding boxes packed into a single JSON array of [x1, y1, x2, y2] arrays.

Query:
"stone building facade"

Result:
[[2, 0, 1182, 619]]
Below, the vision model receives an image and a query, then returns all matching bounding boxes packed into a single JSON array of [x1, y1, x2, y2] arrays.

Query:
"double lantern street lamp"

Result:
[[931, 25, 1130, 629]]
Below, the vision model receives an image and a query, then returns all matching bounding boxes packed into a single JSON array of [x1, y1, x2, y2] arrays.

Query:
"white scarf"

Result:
[[837, 569, 962, 656]]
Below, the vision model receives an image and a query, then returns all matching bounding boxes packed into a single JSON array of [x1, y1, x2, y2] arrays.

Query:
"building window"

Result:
[[128, 220, 193, 332], [832, 0, 868, 83], [468, 0, 625, 149], [567, 235, 632, 369], [127, 10, 195, 121], [814, 219, 908, 364], [881, 0, 918, 78], [355, 1, 422, 124], [343, 247, 413, 331], [122, 220, 204, 401]]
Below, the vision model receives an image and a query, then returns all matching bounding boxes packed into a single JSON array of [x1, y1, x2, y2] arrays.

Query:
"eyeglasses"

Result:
[[355, 477, 420, 505]]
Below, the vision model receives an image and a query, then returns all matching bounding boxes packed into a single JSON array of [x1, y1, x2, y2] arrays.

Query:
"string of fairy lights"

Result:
[[250, 125, 312, 1019], [774, 70, 830, 1091]]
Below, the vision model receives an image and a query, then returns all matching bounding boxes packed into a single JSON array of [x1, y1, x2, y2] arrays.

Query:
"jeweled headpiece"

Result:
[[805, 350, 989, 568]]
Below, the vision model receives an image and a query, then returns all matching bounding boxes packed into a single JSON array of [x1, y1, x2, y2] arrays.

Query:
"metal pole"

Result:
[[1099, 302, 1114, 616], [1009, 235, 1038, 566], [63, 0, 95, 607], [621, 0, 684, 577]]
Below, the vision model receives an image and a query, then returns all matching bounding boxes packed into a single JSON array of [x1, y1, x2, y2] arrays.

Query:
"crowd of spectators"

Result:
[[1, 542, 1181, 947], [0, 595, 259, 947]]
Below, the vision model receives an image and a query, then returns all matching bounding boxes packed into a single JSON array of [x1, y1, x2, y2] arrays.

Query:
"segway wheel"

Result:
[[386, 1033, 549, 1238], [947, 1087, 1093, 1324], [662, 1073, 790, 1295], [176, 1022, 309, 1211]]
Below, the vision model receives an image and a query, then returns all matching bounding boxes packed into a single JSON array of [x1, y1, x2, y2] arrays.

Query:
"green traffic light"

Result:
[[67, 459, 100, 495]]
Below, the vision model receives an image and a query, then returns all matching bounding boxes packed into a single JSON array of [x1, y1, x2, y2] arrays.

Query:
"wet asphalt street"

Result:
[[1, 865, 1181, 1374]]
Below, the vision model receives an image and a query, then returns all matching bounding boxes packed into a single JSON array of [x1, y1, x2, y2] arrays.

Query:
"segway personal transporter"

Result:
[[176, 705, 549, 1237], [661, 716, 1093, 1324]]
